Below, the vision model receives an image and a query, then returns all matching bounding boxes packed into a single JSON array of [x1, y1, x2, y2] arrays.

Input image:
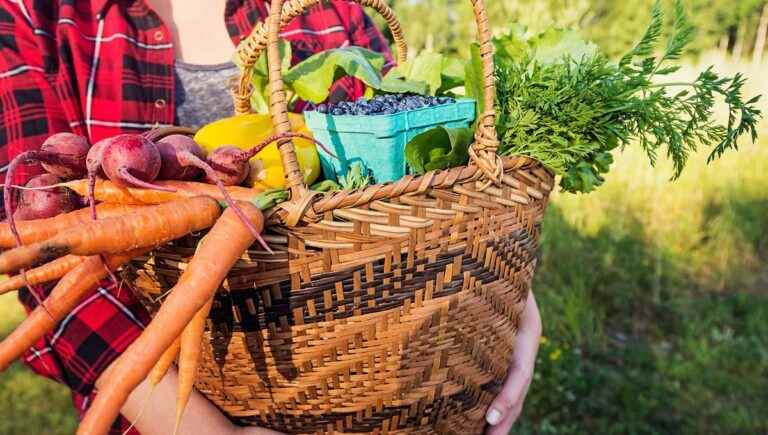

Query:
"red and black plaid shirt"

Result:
[[0, 0, 389, 432]]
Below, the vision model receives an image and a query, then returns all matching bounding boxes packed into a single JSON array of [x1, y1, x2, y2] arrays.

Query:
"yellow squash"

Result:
[[194, 113, 321, 190]]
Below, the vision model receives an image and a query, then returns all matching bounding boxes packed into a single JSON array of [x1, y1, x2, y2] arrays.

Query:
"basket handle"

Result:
[[242, 0, 501, 222], [466, 0, 503, 188], [233, 0, 408, 116], [232, 0, 409, 206]]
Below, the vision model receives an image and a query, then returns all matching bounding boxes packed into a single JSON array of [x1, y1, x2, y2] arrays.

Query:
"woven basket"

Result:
[[125, 0, 554, 433]]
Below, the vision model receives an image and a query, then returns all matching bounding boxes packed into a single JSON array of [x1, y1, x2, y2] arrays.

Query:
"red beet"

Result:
[[13, 174, 77, 221], [2, 172, 78, 307], [39, 133, 90, 179], [205, 146, 251, 186], [156, 135, 205, 181], [85, 134, 174, 221], [203, 132, 336, 188], [148, 136, 268, 251], [86, 137, 108, 178], [100, 134, 164, 189], [2, 131, 91, 238]]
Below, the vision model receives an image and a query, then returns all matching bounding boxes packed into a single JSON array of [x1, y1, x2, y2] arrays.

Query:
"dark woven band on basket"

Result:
[[128, 227, 540, 329]]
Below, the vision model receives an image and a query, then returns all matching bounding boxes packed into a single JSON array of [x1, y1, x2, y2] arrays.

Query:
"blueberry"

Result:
[[317, 103, 328, 113]]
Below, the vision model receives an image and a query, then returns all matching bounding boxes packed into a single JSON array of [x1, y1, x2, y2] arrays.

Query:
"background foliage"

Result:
[[1, 1, 766, 434], [382, 0, 768, 61]]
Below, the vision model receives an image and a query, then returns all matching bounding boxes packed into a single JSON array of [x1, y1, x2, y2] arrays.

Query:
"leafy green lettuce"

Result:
[[405, 126, 474, 174]]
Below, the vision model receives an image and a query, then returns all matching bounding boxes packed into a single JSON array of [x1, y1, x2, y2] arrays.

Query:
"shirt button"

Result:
[[153, 30, 164, 41], [154, 98, 167, 109]]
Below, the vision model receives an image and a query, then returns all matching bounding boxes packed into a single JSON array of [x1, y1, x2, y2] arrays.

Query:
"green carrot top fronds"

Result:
[[492, 0, 762, 193]]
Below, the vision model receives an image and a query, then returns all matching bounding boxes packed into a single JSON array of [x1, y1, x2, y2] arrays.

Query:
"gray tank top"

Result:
[[174, 60, 240, 130]]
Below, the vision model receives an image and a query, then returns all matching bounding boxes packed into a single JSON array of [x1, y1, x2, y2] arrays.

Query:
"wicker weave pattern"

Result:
[[127, 0, 556, 432], [127, 164, 552, 433]]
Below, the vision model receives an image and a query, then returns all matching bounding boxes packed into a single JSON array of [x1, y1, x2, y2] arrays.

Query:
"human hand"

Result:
[[100, 363, 284, 435], [484, 291, 542, 434]]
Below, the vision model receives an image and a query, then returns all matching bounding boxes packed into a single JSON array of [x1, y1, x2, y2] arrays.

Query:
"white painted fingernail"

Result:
[[486, 408, 502, 425]]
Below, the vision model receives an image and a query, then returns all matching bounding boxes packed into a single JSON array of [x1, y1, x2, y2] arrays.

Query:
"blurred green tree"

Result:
[[374, 0, 768, 61]]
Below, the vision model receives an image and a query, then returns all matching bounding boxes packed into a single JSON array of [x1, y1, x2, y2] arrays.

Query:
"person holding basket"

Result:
[[0, 0, 541, 433]]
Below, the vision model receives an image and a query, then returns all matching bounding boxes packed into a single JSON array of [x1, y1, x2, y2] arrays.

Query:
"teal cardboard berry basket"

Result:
[[304, 98, 476, 184]]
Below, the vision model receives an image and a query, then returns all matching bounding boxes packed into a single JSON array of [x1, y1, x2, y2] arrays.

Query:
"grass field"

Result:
[[0, 55, 765, 434], [0, 292, 78, 435]]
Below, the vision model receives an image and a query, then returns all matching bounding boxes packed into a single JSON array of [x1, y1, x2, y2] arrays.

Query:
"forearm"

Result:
[[97, 366, 282, 435], [516, 291, 542, 375], [484, 290, 542, 433]]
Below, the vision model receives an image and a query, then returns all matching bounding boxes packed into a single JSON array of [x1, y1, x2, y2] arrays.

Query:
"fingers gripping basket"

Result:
[[125, 0, 554, 432]]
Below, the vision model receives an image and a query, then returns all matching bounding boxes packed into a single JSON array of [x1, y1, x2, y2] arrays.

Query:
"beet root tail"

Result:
[[116, 167, 177, 193], [241, 132, 338, 161], [3, 151, 53, 312], [177, 152, 272, 254]]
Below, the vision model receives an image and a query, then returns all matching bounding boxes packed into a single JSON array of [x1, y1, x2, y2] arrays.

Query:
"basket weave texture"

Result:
[[125, 0, 554, 433]]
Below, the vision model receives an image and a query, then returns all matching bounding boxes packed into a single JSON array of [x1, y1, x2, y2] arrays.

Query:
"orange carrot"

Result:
[[0, 204, 146, 248], [0, 249, 148, 372], [63, 179, 262, 205], [0, 196, 220, 275], [0, 255, 86, 295], [173, 298, 213, 435], [78, 202, 264, 435], [149, 337, 181, 387]]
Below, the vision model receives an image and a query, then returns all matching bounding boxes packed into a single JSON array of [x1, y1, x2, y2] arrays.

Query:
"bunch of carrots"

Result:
[[0, 130, 306, 435]]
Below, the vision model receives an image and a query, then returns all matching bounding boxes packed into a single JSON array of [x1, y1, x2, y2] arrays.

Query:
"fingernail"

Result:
[[486, 408, 502, 425]]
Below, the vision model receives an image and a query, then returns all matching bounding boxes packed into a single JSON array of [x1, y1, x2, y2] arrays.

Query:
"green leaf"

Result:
[[493, 24, 529, 63], [492, 26, 597, 66], [593, 152, 614, 173], [251, 189, 290, 210], [249, 74, 270, 114], [438, 56, 466, 93], [380, 74, 429, 94], [465, 43, 485, 116], [239, 41, 293, 113], [283, 47, 386, 103], [405, 126, 473, 174], [389, 52, 444, 95], [311, 180, 341, 193], [338, 162, 372, 190], [528, 28, 598, 65]]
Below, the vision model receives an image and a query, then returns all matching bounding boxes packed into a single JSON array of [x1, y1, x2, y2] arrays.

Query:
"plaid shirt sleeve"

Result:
[[0, 2, 68, 185], [2, 7, 150, 433], [19, 283, 150, 435]]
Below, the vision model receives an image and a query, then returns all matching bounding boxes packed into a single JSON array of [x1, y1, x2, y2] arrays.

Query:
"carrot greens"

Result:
[[490, 0, 762, 193]]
